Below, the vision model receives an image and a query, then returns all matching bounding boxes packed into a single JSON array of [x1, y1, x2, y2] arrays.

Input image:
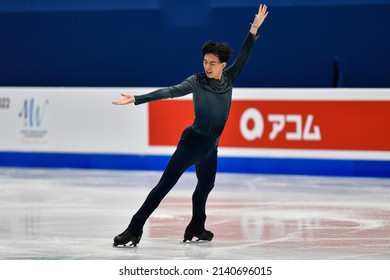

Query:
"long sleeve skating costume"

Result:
[[119, 32, 258, 244], [135, 32, 258, 137]]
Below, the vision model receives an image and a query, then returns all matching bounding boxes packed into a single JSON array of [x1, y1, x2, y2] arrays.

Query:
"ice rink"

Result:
[[0, 167, 389, 260]]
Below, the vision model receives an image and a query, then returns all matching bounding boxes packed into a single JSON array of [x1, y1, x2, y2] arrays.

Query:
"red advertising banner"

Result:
[[149, 99, 390, 151]]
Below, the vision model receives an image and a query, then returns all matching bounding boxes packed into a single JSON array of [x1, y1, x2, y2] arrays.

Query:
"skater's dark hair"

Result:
[[202, 41, 233, 63]]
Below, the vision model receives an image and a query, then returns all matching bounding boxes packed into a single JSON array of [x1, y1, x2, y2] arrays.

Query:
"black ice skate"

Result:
[[113, 229, 142, 247], [183, 229, 214, 242]]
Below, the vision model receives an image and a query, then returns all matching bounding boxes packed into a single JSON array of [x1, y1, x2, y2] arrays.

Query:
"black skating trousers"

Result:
[[128, 126, 219, 236]]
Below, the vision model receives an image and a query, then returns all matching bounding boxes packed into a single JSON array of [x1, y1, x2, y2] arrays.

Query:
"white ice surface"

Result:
[[0, 168, 389, 260]]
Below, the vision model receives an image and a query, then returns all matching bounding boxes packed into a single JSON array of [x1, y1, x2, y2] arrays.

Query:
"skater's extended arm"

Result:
[[112, 76, 195, 106], [225, 4, 268, 83]]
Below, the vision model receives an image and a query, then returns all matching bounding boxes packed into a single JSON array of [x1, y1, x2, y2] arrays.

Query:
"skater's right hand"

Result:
[[112, 93, 135, 105]]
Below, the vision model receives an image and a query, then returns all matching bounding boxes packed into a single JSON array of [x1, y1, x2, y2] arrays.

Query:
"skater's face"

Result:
[[203, 53, 226, 80]]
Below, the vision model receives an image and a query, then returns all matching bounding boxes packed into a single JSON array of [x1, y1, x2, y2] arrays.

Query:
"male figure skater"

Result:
[[112, 4, 268, 246]]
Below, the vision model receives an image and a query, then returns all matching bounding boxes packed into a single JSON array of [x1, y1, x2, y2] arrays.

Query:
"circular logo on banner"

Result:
[[239, 108, 264, 141]]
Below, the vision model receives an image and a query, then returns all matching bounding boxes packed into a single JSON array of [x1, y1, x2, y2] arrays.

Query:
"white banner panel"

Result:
[[1, 87, 151, 153]]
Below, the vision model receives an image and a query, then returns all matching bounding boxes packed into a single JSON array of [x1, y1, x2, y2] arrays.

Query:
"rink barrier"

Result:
[[1, 87, 389, 178]]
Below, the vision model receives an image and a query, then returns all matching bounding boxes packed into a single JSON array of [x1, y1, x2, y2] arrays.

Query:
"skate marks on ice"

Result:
[[0, 168, 390, 259]]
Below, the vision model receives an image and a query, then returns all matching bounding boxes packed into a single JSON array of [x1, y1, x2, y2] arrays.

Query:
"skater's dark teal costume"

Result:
[[121, 32, 258, 242]]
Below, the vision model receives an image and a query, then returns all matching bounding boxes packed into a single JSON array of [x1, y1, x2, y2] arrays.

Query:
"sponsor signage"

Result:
[[149, 92, 390, 152]]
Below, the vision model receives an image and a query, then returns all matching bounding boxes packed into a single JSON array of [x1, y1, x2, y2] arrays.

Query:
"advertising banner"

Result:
[[149, 89, 390, 160], [1, 87, 390, 176], [150, 100, 390, 151]]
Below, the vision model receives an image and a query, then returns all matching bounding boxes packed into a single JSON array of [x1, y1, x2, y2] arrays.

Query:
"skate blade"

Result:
[[183, 238, 211, 243], [113, 242, 138, 248], [183, 237, 194, 242]]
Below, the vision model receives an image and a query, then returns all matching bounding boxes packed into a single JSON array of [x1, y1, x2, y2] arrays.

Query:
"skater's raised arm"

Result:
[[225, 4, 268, 83], [249, 4, 269, 36]]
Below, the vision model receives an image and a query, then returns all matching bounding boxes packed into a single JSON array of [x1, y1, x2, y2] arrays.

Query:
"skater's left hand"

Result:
[[112, 93, 135, 105], [250, 4, 269, 34]]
